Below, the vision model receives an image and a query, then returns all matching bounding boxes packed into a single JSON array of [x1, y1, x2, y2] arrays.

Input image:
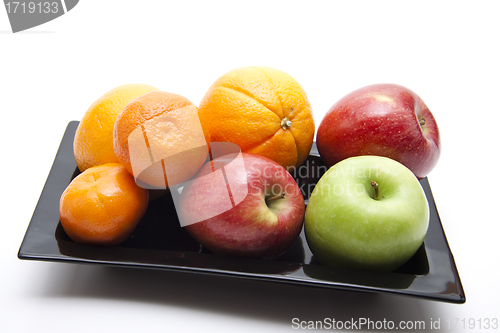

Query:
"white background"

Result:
[[1, 1, 499, 332]]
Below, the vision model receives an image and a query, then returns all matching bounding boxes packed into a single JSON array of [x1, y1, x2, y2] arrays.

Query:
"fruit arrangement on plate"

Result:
[[59, 66, 440, 273]]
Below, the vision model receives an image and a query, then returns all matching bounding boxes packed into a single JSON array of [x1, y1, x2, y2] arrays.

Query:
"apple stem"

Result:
[[419, 117, 426, 126], [266, 192, 286, 204], [371, 181, 379, 200]]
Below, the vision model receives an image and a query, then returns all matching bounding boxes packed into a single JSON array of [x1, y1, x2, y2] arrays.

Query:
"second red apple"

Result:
[[316, 83, 440, 179]]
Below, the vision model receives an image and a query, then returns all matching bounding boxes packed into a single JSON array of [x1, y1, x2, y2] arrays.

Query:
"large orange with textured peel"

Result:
[[113, 91, 210, 189], [198, 66, 315, 170], [59, 163, 149, 246]]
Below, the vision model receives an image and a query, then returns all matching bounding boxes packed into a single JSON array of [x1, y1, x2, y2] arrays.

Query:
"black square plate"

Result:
[[18, 121, 465, 304]]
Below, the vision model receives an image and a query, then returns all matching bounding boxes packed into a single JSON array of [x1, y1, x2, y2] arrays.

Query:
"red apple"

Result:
[[177, 152, 305, 259], [316, 83, 440, 179]]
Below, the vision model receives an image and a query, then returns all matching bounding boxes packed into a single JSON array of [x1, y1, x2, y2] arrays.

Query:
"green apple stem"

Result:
[[266, 192, 286, 204], [371, 181, 379, 200]]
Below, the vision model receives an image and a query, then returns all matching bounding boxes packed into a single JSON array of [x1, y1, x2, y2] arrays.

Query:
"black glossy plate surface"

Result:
[[19, 121, 465, 304]]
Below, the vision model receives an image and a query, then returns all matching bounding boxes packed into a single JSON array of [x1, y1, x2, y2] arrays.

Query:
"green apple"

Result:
[[304, 155, 429, 272]]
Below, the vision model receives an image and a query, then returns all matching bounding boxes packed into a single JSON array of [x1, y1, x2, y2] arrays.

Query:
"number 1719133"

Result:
[[446, 318, 498, 330], [5, 2, 60, 14]]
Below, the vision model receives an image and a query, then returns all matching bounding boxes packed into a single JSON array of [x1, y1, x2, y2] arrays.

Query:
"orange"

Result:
[[59, 163, 149, 246], [74, 84, 159, 172], [113, 91, 210, 189], [198, 66, 315, 170]]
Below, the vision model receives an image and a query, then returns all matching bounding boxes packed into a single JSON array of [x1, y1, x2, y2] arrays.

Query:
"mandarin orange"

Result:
[[198, 66, 315, 170], [59, 163, 149, 246], [113, 91, 210, 189]]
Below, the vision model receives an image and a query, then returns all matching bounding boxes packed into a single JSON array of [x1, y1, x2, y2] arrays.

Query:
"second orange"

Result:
[[113, 91, 210, 189], [198, 66, 315, 170]]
